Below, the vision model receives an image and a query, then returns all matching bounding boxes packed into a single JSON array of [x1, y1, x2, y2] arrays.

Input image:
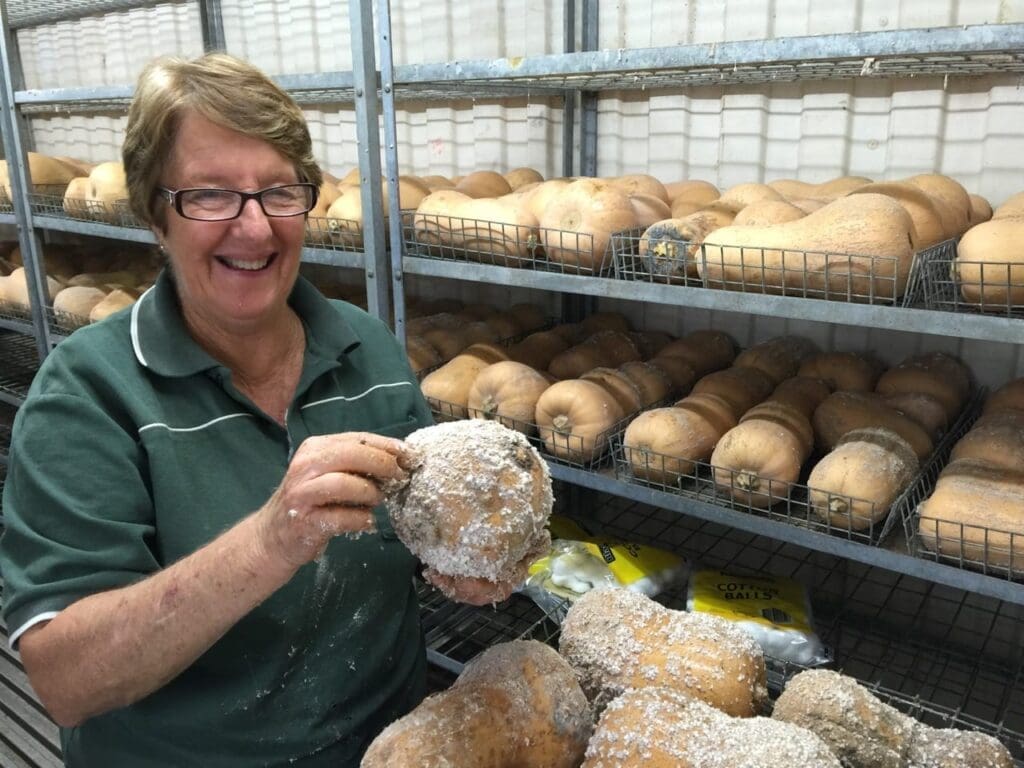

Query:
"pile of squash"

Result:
[[0, 241, 159, 325], [622, 337, 974, 535], [418, 309, 710, 465], [917, 377, 1024, 575]]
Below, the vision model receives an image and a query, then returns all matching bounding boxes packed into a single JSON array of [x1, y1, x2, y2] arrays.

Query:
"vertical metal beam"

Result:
[[349, 0, 390, 324], [0, 0, 51, 361], [579, 0, 598, 179], [198, 0, 226, 52], [376, 0, 405, 344], [560, 0, 575, 178]]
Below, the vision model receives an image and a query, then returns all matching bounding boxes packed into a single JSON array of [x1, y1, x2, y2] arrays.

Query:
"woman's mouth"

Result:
[[217, 254, 275, 271]]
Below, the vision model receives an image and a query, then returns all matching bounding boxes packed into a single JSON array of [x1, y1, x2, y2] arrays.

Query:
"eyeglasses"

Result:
[[158, 183, 319, 221]]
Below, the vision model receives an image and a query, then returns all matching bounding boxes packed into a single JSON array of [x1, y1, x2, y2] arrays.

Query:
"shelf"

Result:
[[546, 461, 1024, 605], [393, 24, 1024, 96], [417, 495, 1024, 763], [403, 256, 1024, 344], [0, 333, 39, 407]]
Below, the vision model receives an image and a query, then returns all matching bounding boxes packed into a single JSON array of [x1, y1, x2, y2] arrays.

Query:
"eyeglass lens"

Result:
[[178, 184, 314, 220]]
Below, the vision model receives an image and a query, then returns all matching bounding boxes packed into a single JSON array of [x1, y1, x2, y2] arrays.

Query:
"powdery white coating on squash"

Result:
[[361, 640, 593, 768], [583, 686, 841, 768], [385, 419, 553, 585], [559, 587, 768, 718], [772, 669, 1013, 768]]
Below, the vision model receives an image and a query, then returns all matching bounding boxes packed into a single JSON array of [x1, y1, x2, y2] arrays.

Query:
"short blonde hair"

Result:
[[122, 52, 323, 229]]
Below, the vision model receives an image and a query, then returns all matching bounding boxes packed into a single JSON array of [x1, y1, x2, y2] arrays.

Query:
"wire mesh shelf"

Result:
[[613, 386, 983, 547], [611, 229, 703, 286], [402, 211, 640, 276], [304, 215, 372, 252], [913, 237, 1024, 319], [0, 333, 40, 404], [417, 493, 1024, 763], [0, 186, 72, 216]]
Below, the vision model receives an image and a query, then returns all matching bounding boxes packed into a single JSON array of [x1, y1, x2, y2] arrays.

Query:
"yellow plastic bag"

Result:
[[687, 569, 828, 666]]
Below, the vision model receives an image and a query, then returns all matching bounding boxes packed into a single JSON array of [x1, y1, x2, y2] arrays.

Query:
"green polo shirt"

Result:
[[0, 269, 434, 767]]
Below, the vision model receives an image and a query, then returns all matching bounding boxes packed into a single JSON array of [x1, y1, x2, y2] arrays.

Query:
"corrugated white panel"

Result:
[[17, 3, 203, 89], [600, 74, 1024, 206], [602, 0, 1024, 47]]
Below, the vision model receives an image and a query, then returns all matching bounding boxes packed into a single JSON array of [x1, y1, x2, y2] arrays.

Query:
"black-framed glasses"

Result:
[[158, 183, 319, 221]]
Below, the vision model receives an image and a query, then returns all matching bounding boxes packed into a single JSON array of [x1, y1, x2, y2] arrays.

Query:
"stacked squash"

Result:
[[917, 377, 1024, 574]]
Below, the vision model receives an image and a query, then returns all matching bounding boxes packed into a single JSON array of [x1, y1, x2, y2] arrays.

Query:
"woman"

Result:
[[0, 53, 491, 767]]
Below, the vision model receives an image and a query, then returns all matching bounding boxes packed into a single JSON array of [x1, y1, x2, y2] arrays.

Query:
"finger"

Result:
[[299, 472, 385, 511], [293, 439, 408, 484], [311, 506, 378, 536]]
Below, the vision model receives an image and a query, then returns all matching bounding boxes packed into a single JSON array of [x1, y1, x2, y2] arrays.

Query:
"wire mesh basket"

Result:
[[0, 184, 70, 214], [611, 229, 704, 286], [912, 237, 1024, 318], [898, 389, 1024, 581], [304, 214, 378, 252], [696, 241, 916, 305], [27, 192, 143, 229], [402, 211, 639, 276]]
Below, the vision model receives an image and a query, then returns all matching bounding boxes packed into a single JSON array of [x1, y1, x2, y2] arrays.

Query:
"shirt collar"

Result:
[[131, 268, 362, 378]]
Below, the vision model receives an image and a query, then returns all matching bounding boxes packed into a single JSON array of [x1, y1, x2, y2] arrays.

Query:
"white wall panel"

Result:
[[17, 3, 202, 89]]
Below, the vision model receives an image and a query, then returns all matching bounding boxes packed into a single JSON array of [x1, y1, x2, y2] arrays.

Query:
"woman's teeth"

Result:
[[221, 256, 270, 271]]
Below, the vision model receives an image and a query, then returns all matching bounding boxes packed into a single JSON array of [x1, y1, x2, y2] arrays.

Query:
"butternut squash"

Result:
[[710, 416, 807, 508], [918, 459, 1024, 574], [904, 173, 972, 239], [673, 392, 739, 440], [61, 177, 92, 218], [954, 218, 1024, 307], [52, 285, 106, 321], [419, 174, 455, 191], [580, 311, 631, 336], [691, 365, 775, 420], [420, 353, 491, 418], [739, 400, 814, 458], [798, 351, 881, 392], [88, 288, 136, 322], [0, 151, 79, 200], [655, 329, 736, 378], [701, 194, 916, 301], [629, 330, 673, 358], [807, 427, 919, 532], [503, 167, 544, 191], [983, 378, 1024, 415], [849, 181, 946, 249], [454, 170, 513, 198], [413, 190, 539, 263], [405, 335, 442, 375], [968, 193, 993, 226], [535, 379, 626, 463], [617, 361, 674, 407], [949, 421, 1024, 473], [580, 367, 644, 415], [629, 194, 672, 229], [583, 330, 641, 366], [767, 376, 833, 419], [507, 330, 569, 371], [733, 336, 815, 386], [717, 183, 785, 210], [767, 176, 872, 200], [812, 391, 934, 460], [522, 178, 573, 222], [881, 392, 948, 442], [623, 405, 723, 485], [638, 208, 735, 283], [467, 361, 551, 434], [547, 343, 613, 380], [460, 342, 510, 365], [608, 174, 670, 203], [645, 356, 697, 398], [664, 180, 720, 207], [539, 179, 637, 272], [992, 191, 1024, 219], [731, 200, 806, 227], [874, 351, 970, 422], [508, 302, 548, 333]]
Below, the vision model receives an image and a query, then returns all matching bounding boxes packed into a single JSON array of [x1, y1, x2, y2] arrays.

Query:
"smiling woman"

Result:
[[0, 53, 454, 768]]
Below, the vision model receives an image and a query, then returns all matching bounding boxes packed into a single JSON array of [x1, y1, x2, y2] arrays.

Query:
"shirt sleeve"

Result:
[[1, 391, 158, 647]]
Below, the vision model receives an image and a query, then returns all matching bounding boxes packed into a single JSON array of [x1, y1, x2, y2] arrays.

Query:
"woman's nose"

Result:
[[234, 196, 274, 236]]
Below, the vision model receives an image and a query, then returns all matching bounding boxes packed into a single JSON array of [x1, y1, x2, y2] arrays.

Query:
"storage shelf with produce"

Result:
[[417, 492, 1024, 764], [0, 331, 38, 406]]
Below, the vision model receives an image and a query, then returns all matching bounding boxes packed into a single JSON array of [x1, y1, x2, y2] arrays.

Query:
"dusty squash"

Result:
[[874, 351, 970, 422], [691, 365, 775, 420], [812, 391, 934, 460], [547, 343, 614, 380], [581, 367, 644, 415], [507, 330, 569, 371], [420, 354, 492, 419], [949, 421, 1024, 473], [807, 427, 919, 531], [618, 361, 674, 407], [655, 329, 736, 378], [539, 179, 637, 272], [767, 376, 833, 419], [638, 208, 735, 283], [954, 218, 1024, 307], [918, 459, 1024, 574], [645, 355, 697, 398], [798, 351, 881, 392], [733, 336, 816, 386], [710, 416, 807, 508]]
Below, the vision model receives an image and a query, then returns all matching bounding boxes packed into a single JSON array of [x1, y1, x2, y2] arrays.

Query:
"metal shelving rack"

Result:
[[376, 3, 1024, 748], [0, 0, 1020, 757]]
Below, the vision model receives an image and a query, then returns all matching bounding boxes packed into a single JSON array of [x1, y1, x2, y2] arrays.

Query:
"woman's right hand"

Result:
[[255, 432, 411, 568]]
